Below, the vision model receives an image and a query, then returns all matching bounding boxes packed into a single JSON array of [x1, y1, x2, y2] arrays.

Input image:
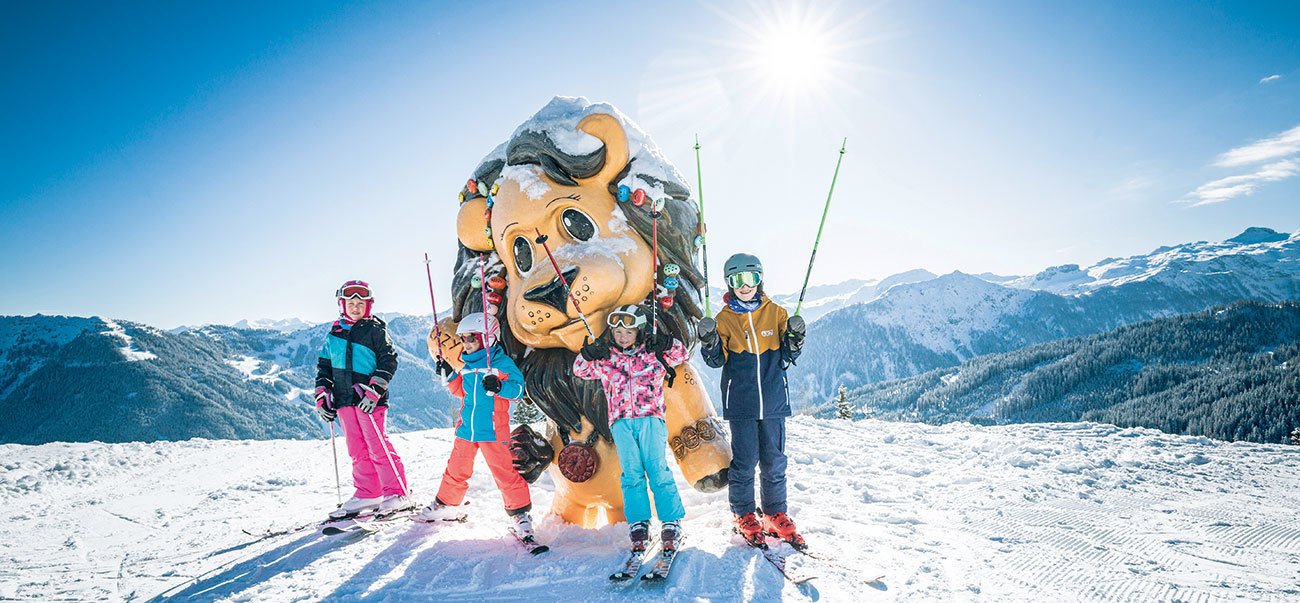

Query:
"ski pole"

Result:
[[423, 253, 445, 362], [651, 198, 661, 336], [794, 138, 847, 317], [478, 253, 493, 372], [533, 227, 597, 340], [694, 134, 711, 318], [367, 412, 410, 497], [329, 420, 341, 507]]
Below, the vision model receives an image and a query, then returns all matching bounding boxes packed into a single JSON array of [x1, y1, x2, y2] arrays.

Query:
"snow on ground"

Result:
[[2, 418, 1298, 602]]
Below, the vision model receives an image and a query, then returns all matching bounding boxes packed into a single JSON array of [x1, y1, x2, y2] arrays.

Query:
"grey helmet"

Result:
[[723, 253, 763, 277]]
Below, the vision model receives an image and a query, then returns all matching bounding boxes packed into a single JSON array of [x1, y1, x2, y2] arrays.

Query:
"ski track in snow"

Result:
[[2, 418, 1298, 602]]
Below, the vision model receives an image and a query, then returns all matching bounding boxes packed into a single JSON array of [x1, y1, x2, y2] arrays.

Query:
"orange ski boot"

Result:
[[761, 511, 807, 551], [734, 512, 766, 548]]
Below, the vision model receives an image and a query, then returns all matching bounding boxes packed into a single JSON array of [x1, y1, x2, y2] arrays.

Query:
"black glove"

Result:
[[647, 332, 672, 354], [435, 359, 455, 379], [510, 424, 554, 483], [697, 317, 719, 348], [580, 337, 610, 361], [482, 374, 502, 393], [785, 315, 806, 352]]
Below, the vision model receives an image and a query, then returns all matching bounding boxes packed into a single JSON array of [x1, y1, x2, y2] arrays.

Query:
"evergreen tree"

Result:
[[1290, 427, 1300, 446], [834, 386, 854, 420], [514, 397, 543, 425]]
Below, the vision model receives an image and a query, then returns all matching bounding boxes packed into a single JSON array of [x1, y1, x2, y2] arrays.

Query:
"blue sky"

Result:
[[3, 0, 1298, 327]]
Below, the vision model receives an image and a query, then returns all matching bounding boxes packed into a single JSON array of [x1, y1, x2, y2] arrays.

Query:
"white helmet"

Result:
[[456, 312, 500, 346]]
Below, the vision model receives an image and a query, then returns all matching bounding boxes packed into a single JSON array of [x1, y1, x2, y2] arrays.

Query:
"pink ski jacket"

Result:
[[572, 339, 689, 424]]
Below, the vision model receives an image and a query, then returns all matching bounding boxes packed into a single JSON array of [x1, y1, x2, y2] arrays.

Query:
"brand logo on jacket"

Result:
[[761, 330, 774, 337]]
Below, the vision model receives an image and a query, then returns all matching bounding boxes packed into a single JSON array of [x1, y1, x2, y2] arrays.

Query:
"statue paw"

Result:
[[692, 468, 728, 493], [509, 424, 553, 483]]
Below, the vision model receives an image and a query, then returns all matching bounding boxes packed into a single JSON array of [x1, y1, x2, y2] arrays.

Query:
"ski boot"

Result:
[[378, 493, 415, 515], [734, 512, 765, 548], [630, 520, 651, 553], [761, 511, 806, 551], [510, 511, 549, 554], [329, 495, 382, 519], [414, 498, 467, 523], [660, 521, 682, 553], [509, 512, 535, 540]]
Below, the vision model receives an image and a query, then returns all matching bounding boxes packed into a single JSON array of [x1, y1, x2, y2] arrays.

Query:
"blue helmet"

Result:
[[723, 253, 763, 278]]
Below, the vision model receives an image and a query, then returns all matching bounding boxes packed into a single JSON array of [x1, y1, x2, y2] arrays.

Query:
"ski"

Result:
[[609, 537, 660, 582], [798, 548, 885, 585], [242, 509, 382, 540], [511, 530, 550, 555], [321, 508, 419, 536], [759, 543, 817, 584], [639, 545, 681, 582]]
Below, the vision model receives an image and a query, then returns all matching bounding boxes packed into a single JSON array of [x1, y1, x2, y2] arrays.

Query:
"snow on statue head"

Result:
[[430, 96, 731, 527]]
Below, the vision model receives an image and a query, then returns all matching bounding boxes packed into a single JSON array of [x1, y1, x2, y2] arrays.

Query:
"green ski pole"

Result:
[[694, 134, 712, 318], [794, 138, 847, 317]]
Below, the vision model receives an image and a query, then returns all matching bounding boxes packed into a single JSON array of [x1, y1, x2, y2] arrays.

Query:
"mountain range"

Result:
[[3, 226, 1297, 445]]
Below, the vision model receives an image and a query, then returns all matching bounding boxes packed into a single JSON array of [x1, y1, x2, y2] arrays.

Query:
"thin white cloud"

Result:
[[1187, 158, 1300, 207], [1260, 74, 1282, 84], [1214, 124, 1300, 167]]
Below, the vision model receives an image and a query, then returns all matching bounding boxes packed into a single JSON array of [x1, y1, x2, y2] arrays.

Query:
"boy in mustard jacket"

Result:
[[698, 253, 807, 550]]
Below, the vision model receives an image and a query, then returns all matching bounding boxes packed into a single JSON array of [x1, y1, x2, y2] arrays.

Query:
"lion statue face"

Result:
[[455, 112, 662, 352]]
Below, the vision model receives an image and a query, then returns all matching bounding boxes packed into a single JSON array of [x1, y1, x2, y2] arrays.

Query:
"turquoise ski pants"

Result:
[[611, 416, 685, 524]]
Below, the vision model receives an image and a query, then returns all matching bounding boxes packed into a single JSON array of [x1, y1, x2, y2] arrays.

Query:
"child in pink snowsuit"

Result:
[[314, 280, 411, 518], [574, 303, 690, 553]]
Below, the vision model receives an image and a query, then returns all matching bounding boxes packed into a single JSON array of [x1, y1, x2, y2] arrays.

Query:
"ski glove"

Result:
[[435, 359, 455, 380], [647, 333, 672, 354], [354, 377, 386, 413], [580, 337, 610, 361], [697, 317, 720, 349], [785, 315, 806, 346], [482, 374, 502, 394], [315, 387, 336, 422]]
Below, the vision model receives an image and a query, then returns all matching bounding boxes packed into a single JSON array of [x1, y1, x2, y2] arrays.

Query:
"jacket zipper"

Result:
[[746, 312, 764, 420]]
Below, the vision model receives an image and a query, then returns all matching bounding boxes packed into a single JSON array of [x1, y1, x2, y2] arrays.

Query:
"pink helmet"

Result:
[[336, 279, 374, 318]]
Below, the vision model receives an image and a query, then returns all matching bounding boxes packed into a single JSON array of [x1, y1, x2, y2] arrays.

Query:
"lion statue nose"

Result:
[[524, 267, 580, 313]]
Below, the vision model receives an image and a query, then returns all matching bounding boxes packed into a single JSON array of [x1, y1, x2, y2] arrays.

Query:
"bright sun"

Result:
[[752, 16, 833, 93], [716, 0, 865, 118]]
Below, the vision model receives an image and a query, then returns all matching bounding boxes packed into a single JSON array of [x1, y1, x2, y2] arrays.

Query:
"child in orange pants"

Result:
[[415, 313, 533, 539]]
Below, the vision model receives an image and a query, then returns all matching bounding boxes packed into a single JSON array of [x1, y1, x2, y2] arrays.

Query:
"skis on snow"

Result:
[[242, 508, 390, 540], [510, 529, 550, 555], [639, 540, 682, 582], [609, 537, 659, 582], [320, 507, 420, 535], [747, 537, 884, 586]]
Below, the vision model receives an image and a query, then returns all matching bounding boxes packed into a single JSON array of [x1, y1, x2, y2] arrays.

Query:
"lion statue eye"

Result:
[[561, 208, 597, 241], [513, 236, 534, 273]]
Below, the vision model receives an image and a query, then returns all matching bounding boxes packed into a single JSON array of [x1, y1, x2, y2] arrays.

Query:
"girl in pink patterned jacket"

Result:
[[573, 303, 689, 555]]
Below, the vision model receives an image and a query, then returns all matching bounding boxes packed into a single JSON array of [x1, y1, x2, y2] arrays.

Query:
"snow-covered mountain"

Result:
[[0, 314, 457, 445], [5, 418, 1296, 601], [784, 227, 1300, 406], [819, 300, 1300, 444]]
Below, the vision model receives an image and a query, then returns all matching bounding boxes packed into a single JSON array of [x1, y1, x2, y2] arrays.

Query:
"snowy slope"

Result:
[[3, 418, 1297, 602]]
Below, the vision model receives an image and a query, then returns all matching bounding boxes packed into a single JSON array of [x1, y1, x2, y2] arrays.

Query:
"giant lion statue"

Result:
[[428, 97, 731, 527]]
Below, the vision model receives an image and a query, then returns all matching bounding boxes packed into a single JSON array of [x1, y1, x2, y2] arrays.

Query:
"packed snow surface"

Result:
[[2, 418, 1297, 601]]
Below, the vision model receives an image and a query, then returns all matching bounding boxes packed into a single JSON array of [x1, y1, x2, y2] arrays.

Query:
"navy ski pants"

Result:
[[727, 418, 787, 516]]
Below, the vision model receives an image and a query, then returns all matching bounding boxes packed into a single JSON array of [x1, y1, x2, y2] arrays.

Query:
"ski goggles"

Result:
[[726, 271, 762, 289], [337, 283, 373, 300], [606, 311, 646, 329]]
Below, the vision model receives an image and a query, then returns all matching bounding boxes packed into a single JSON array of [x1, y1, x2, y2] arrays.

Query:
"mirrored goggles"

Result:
[[726, 271, 762, 289], [606, 311, 645, 329], [337, 284, 373, 300]]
